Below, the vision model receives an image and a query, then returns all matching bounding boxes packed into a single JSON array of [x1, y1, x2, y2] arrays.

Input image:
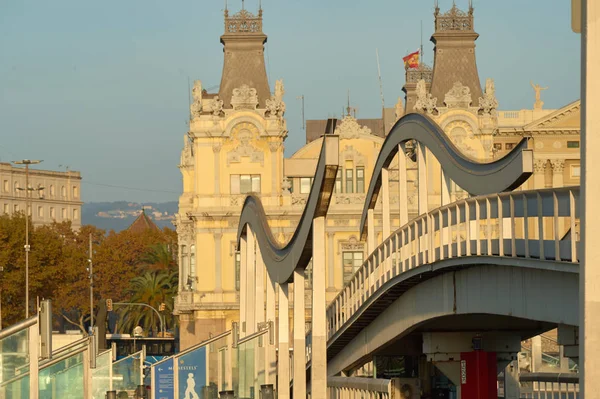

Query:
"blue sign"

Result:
[[178, 346, 207, 399], [153, 357, 174, 399]]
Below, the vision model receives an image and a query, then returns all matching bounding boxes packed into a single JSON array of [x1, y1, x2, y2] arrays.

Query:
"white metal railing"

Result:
[[519, 373, 580, 398], [320, 187, 579, 348], [325, 376, 394, 399]]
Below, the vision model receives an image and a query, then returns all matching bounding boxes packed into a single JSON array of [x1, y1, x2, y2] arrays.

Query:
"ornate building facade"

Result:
[[174, 4, 580, 348], [0, 163, 83, 229]]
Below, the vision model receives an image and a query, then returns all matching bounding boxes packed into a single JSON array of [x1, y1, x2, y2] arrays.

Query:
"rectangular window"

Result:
[[571, 165, 581, 178], [356, 167, 365, 193], [62, 208, 67, 219], [230, 175, 261, 194], [493, 143, 503, 151], [505, 143, 516, 150], [73, 209, 79, 220], [345, 169, 354, 193], [14, 204, 19, 212], [27, 205, 31, 217], [3, 204, 8, 214], [73, 186, 79, 198], [300, 177, 313, 194], [567, 141, 580, 148], [50, 207, 55, 219], [235, 252, 241, 291], [3, 180, 8, 192], [343, 251, 364, 285], [335, 169, 342, 193], [38, 206, 43, 218]]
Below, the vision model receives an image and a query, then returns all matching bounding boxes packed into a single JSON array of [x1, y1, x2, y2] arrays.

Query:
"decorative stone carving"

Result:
[[341, 236, 364, 251], [435, 3, 474, 32], [406, 64, 433, 84], [341, 145, 365, 166], [534, 159, 547, 173], [225, 8, 263, 34], [230, 195, 245, 207], [179, 138, 194, 169], [282, 178, 291, 195], [231, 84, 259, 110], [209, 96, 224, 117], [227, 122, 264, 166], [265, 79, 286, 118], [335, 194, 366, 205], [335, 115, 372, 139], [176, 219, 195, 244], [413, 79, 438, 114], [334, 218, 350, 226], [550, 159, 565, 173], [291, 194, 308, 206], [395, 97, 404, 120], [444, 82, 472, 108], [212, 143, 222, 153], [190, 80, 203, 118], [478, 78, 498, 116], [269, 142, 282, 152]]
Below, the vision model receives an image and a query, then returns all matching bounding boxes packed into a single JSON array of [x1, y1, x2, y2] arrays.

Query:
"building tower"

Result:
[[429, 1, 483, 103], [174, 4, 288, 348]]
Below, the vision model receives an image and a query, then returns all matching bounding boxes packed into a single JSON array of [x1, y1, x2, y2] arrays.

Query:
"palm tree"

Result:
[[140, 243, 176, 271], [118, 271, 178, 336]]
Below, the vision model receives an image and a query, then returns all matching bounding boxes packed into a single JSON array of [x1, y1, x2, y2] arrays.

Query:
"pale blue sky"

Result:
[[0, 0, 580, 203]]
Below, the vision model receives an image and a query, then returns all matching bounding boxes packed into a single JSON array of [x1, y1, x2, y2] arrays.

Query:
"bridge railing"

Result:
[[325, 376, 395, 399], [519, 372, 580, 398], [325, 186, 580, 341]]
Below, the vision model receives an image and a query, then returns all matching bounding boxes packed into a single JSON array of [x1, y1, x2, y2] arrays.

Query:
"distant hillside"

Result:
[[82, 201, 178, 232]]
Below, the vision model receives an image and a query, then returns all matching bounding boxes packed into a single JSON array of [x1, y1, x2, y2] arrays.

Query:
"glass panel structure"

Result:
[[39, 352, 84, 399], [91, 351, 112, 399], [112, 351, 141, 392]]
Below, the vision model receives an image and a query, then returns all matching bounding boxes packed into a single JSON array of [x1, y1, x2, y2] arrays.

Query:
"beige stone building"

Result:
[[0, 163, 83, 229], [174, 4, 580, 348]]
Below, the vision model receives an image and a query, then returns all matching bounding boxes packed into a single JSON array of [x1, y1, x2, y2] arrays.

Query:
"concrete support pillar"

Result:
[[246, 230, 256, 335], [382, 168, 391, 240], [277, 283, 290, 399], [255, 237, 265, 325], [417, 142, 428, 216], [503, 360, 520, 399], [293, 269, 306, 398], [367, 209, 375, 254], [441, 169, 451, 206], [265, 270, 277, 385], [398, 145, 408, 227], [240, 235, 247, 334], [312, 216, 327, 399]]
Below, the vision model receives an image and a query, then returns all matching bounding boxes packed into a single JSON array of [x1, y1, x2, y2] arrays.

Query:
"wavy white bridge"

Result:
[[236, 113, 580, 399]]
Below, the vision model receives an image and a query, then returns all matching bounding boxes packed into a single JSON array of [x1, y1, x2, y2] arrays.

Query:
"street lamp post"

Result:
[[12, 159, 43, 318]]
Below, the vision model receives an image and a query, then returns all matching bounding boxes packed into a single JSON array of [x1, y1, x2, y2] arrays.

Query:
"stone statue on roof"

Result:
[[531, 81, 548, 110], [190, 80, 203, 118], [266, 79, 286, 119], [478, 78, 498, 116], [414, 79, 438, 115]]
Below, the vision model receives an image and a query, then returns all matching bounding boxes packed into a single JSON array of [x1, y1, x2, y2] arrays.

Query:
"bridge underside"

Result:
[[327, 264, 578, 376]]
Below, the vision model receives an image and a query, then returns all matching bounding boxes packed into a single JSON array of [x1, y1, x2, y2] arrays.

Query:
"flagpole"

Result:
[[420, 20, 423, 66]]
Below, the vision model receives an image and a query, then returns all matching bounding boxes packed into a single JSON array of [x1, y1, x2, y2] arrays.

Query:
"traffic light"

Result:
[[106, 298, 113, 312], [159, 303, 166, 312]]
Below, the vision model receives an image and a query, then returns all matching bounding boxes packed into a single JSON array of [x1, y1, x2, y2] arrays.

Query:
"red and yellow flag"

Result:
[[402, 50, 420, 69]]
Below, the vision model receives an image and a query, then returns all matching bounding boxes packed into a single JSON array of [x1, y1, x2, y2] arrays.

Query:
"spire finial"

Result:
[[242, 0, 244, 10], [346, 89, 352, 117]]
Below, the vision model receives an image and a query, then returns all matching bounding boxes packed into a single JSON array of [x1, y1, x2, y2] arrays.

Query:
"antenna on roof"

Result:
[[296, 95, 305, 130], [376, 48, 385, 113]]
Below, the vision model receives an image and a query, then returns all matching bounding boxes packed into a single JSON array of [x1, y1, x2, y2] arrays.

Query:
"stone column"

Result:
[[312, 216, 327, 399], [533, 159, 546, 190], [581, 2, 600, 396], [293, 268, 306, 398], [246, 231, 256, 335], [278, 283, 290, 399], [382, 168, 391, 240], [214, 233, 223, 292], [551, 159, 565, 188], [327, 232, 335, 290], [270, 142, 280, 195], [213, 143, 222, 195]]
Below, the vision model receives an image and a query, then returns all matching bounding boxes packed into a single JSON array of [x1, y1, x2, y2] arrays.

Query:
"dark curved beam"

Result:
[[359, 112, 533, 238], [236, 135, 339, 284]]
